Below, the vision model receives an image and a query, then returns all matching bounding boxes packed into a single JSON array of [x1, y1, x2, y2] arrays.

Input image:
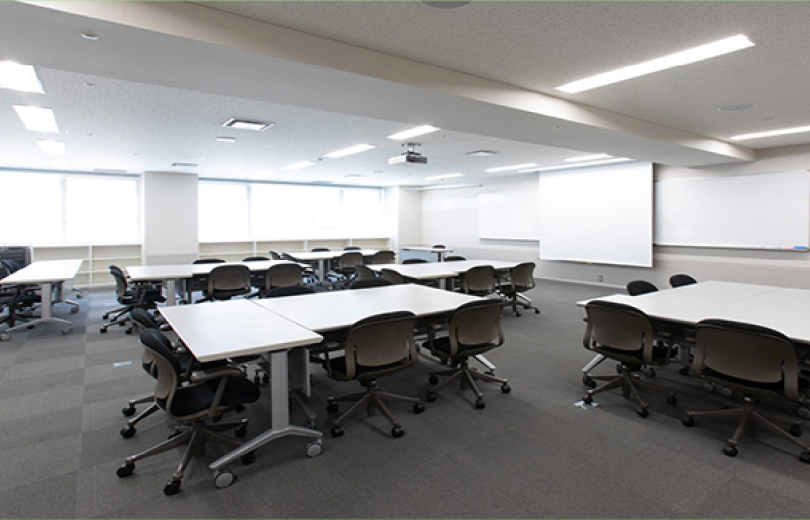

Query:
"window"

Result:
[[198, 182, 249, 242]]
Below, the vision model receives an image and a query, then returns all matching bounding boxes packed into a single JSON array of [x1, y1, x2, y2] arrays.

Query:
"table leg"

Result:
[[208, 348, 322, 471], [4, 282, 73, 336], [166, 279, 177, 306]]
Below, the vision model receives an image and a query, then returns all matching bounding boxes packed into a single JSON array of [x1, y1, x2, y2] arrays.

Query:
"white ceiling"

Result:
[[2, 1, 809, 187]]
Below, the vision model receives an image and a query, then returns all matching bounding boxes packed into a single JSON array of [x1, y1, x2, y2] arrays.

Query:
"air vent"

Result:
[[222, 118, 274, 132], [172, 162, 198, 167]]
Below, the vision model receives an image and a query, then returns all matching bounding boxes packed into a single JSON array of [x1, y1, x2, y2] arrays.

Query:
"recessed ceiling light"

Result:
[[387, 125, 441, 140], [171, 162, 198, 167], [81, 32, 99, 41], [518, 158, 632, 173], [216, 136, 236, 143], [36, 139, 64, 155], [324, 144, 376, 158], [345, 173, 368, 178], [730, 125, 810, 141], [222, 118, 275, 132], [83, 82, 96, 88], [281, 160, 316, 171], [425, 173, 464, 180], [466, 150, 500, 157], [485, 163, 537, 173], [13, 105, 59, 133], [717, 103, 756, 112], [564, 154, 612, 163], [0, 62, 44, 93], [555, 34, 755, 94], [421, 1, 473, 9]]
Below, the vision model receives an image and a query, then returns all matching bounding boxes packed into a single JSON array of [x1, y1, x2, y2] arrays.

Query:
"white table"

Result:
[[159, 299, 325, 473], [288, 249, 378, 283], [127, 260, 301, 306], [400, 245, 454, 262], [0, 259, 82, 340], [369, 259, 518, 289]]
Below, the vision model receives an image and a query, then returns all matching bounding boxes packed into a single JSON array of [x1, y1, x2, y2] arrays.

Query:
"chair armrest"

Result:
[[189, 365, 245, 383]]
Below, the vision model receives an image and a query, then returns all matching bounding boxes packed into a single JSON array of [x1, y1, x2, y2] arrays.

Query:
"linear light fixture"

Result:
[[13, 105, 59, 133], [216, 136, 236, 143], [564, 154, 611, 163], [555, 34, 755, 94], [36, 139, 65, 155], [281, 160, 316, 171], [324, 143, 376, 158], [518, 157, 632, 173], [730, 125, 810, 141], [405, 183, 481, 191], [425, 173, 464, 181], [222, 118, 274, 132], [484, 163, 537, 173], [0, 62, 44, 93], [387, 125, 440, 140]]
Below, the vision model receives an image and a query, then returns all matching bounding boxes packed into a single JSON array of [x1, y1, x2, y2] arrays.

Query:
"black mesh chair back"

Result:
[[354, 264, 377, 281], [380, 268, 407, 285], [203, 265, 252, 301], [371, 250, 396, 264], [462, 265, 496, 296], [311, 247, 330, 252], [193, 258, 225, 265], [264, 263, 303, 293], [264, 285, 316, 298], [432, 244, 446, 249], [626, 280, 658, 296], [350, 278, 393, 290], [338, 251, 364, 271], [0, 259, 21, 273], [242, 256, 268, 262], [268, 250, 282, 260], [130, 307, 161, 331], [670, 274, 698, 288]]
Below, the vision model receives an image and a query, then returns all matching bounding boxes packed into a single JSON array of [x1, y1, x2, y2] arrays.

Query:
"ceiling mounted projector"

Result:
[[389, 142, 427, 166]]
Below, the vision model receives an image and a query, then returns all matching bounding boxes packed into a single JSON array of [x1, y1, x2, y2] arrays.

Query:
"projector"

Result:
[[388, 152, 428, 166]]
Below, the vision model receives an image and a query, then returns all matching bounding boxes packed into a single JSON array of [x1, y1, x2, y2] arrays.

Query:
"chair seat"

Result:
[[428, 336, 497, 359], [325, 356, 406, 382], [166, 376, 260, 418]]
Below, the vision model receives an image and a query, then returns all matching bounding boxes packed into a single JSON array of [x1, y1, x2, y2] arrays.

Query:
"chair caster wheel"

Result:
[[583, 395, 594, 405], [642, 367, 656, 378], [240, 452, 255, 465], [426, 392, 437, 402], [116, 462, 135, 478], [62, 327, 73, 335], [582, 375, 596, 388], [122, 405, 136, 417], [0, 333, 9, 342], [534, 309, 540, 314], [800, 451, 810, 464], [636, 408, 649, 418], [682, 416, 695, 427], [413, 402, 425, 414], [799, 406, 810, 420], [679, 366, 691, 376], [120, 426, 136, 438], [331, 426, 344, 438], [100, 327, 107, 334], [391, 425, 404, 438], [326, 401, 339, 414], [102, 313, 110, 320], [213, 470, 235, 490], [306, 419, 317, 429], [70, 307, 79, 314], [719, 387, 734, 398], [306, 440, 323, 458], [475, 399, 485, 409], [235, 423, 248, 438], [125, 328, 133, 335], [723, 445, 738, 457], [119, 321, 126, 327], [789, 424, 802, 437], [702, 382, 716, 393], [666, 395, 677, 405], [501, 383, 511, 394], [428, 375, 439, 384]]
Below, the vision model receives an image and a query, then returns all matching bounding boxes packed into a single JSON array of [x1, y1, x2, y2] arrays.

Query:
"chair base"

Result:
[[583, 364, 676, 417], [428, 360, 510, 409], [327, 381, 423, 437], [501, 292, 540, 317], [683, 396, 810, 461]]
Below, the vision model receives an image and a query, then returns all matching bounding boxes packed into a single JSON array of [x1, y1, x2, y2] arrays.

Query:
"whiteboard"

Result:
[[654, 170, 810, 249], [478, 191, 540, 240], [538, 162, 653, 267]]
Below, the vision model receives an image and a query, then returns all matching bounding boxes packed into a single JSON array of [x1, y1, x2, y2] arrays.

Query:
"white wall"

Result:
[[142, 171, 199, 265], [420, 145, 810, 290], [386, 186, 423, 252]]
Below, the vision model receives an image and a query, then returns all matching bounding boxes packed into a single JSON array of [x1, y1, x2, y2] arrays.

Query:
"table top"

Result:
[[369, 259, 518, 280], [253, 284, 481, 332], [400, 246, 453, 253], [159, 299, 323, 363], [0, 259, 83, 285], [289, 249, 378, 261], [580, 281, 810, 344], [127, 260, 301, 281]]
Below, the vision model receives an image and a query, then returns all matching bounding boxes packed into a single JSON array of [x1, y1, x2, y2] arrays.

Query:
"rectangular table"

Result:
[[0, 259, 82, 339], [288, 249, 378, 283], [369, 259, 518, 289], [400, 245, 454, 262], [159, 299, 325, 472]]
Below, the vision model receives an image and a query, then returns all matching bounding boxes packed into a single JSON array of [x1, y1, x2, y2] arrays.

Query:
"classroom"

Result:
[[2, 2, 810, 518]]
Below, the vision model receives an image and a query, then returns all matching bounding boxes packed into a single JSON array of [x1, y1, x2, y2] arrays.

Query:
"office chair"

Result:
[[432, 244, 446, 249], [0, 268, 39, 335], [353, 264, 377, 282], [682, 319, 810, 462], [626, 279, 659, 296], [497, 261, 540, 316], [267, 250, 282, 260], [581, 300, 677, 418], [117, 329, 261, 495], [242, 256, 270, 296], [670, 274, 698, 288], [371, 250, 396, 264], [461, 265, 496, 297], [344, 246, 361, 251], [380, 268, 407, 285], [197, 264, 251, 303], [402, 258, 427, 264], [332, 251, 364, 289], [350, 278, 393, 290], [425, 300, 510, 409], [282, 252, 318, 285], [264, 285, 316, 298], [185, 258, 226, 303], [324, 311, 424, 438], [263, 263, 304, 296], [444, 255, 466, 262], [101, 266, 165, 334]]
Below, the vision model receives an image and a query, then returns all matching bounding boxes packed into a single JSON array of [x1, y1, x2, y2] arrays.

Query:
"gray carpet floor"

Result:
[[1, 279, 809, 518]]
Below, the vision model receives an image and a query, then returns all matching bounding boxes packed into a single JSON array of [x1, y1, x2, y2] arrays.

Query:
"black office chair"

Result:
[[0, 264, 39, 335], [371, 250, 396, 264], [344, 246, 361, 251], [380, 268, 408, 285], [186, 258, 226, 303], [324, 311, 424, 438], [263, 263, 304, 296], [682, 319, 810, 462], [197, 264, 252, 303], [432, 244, 446, 249], [626, 279, 658, 296], [242, 256, 270, 296], [424, 300, 510, 409], [267, 250, 282, 260], [101, 266, 165, 334], [402, 258, 428, 264], [350, 278, 393, 290], [670, 274, 698, 288], [497, 261, 540, 316], [116, 329, 261, 495], [581, 300, 677, 418]]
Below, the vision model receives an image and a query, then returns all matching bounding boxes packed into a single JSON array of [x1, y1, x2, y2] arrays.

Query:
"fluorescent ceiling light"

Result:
[[387, 125, 440, 140], [564, 154, 611, 163], [13, 105, 59, 133], [405, 183, 481, 191], [281, 160, 316, 171], [216, 136, 236, 143], [485, 163, 537, 173], [518, 157, 632, 173], [0, 62, 44, 93], [555, 34, 755, 94], [730, 125, 810, 141], [324, 144, 376, 158], [425, 173, 464, 180], [36, 139, 65, 155], [222, 118, 274, 132], [466, 150, 500, 157]]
